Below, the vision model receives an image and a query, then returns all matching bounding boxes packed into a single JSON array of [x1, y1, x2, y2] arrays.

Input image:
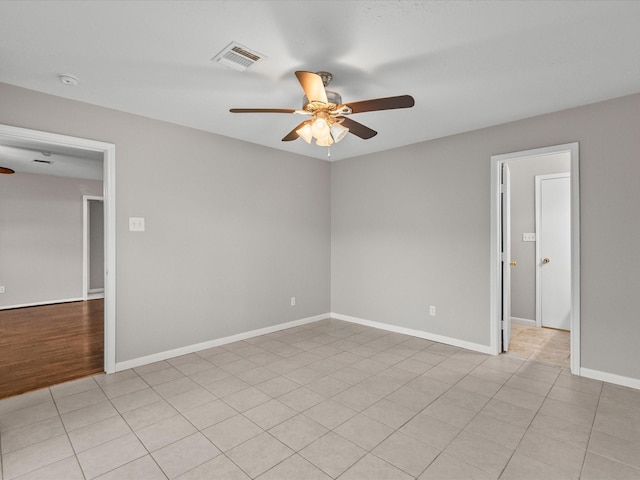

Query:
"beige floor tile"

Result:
[[13, 456, 84, 480], [464, 413, 526, 450], [334, 413, 395, 451], [399, 413, 461, 450], [61, 401, 119, 432], [341, 453, 414, 480], [500, 452, 576, 480], [581, 452, 640, 480], [254, 375, 300, 397], [181, 399, 236, 430], [255, 454, 331, 480], [202, 414, 263, 451], [109, 387, 161, 414], [175, 454, 250, 480], [303, 399, 357, 429], [243, 399, 297, 430], [361, 398, 417, 429], [2, 435, 74, 480], [136, 414, 197, 452], [77, 433, 147, 479], [165, 386, 217, 413], [222, 386, 271, 412], [68, 415, 132, 453], [418, 453, 494, 480], [226, 432, 294, 478], [588, 430, 640, 470], [372, 431, 439, 477], [94, 455, 167, 480], [529, 412, 591, 449], [121, 399, 178, 431], [0, 416, 65, 455], [299, 432, 366, 478], [277, 386, 325, 412], [151, 432, 220, 479], [444, 431, 512, 478], [268, 414, 328, 451], [516, 430, 586, 477], [0, 401, 59, 432]]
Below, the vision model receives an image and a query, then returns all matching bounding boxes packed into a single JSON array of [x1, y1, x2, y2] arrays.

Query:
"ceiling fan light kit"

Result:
[[230, 71, 414, 154]]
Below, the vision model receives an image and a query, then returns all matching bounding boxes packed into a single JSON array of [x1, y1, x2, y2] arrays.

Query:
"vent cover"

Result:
[[212, 42, 264, 71]]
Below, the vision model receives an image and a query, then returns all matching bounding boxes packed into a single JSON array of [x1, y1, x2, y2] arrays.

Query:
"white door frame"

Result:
[[83, 195, 105, 300], [0, 124, 117, 374], [535, 172, 571, 329], [490, 142, 580, 375]]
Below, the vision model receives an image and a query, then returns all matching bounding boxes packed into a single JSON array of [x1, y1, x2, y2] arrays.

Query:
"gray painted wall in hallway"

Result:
[[508, 153, 570, 322], [332, 92, 640, 380]]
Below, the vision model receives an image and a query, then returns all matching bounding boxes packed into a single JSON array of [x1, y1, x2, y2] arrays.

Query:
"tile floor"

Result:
[[1, 318, 639, 479], [506, 323, 571, 369]]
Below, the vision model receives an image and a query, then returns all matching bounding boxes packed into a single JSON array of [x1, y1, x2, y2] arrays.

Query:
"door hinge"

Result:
[[500, 252, 504, 262], [501, 320, 504, 329]]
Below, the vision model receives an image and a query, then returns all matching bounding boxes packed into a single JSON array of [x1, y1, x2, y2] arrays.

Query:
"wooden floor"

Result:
[[0, 299, 104, 399], [506, 323, 570, 368]]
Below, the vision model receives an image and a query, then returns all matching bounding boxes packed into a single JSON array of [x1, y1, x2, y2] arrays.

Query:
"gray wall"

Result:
[[0, 173, 102, 307], [2, 81, 639, 382], [89, 199, 105, 291], [0, 82, 331, 363], [332, 92, 640, 380], [508, 154, 570, 321]]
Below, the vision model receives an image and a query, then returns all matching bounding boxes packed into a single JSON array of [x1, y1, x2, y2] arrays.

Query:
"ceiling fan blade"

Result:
[[339, 117, 378, 139], [230, 108, 297, 114], [345, 95, 415, 114], [282, 121, 309, 142], [295, 71, 328, 104], [0, 166, 15, 174]]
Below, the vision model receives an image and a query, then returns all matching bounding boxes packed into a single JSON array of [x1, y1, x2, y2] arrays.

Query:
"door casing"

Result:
[[490, 142, 580, 374], [0, 124, 116, 374]]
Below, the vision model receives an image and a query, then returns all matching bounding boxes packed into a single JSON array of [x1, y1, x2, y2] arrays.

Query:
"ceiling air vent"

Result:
[[212, 42, 264, 71]]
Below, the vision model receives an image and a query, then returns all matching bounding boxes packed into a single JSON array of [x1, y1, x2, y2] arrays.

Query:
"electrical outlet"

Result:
[[429, 305, 436, 316], [0, 286, 5, 294], [290, 297, 296, 306], [129, 217, 145, 232]]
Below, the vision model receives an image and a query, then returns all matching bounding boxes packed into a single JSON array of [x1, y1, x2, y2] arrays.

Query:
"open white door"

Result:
[[501, 163, 512, 351], [536, 173, 571, 330]]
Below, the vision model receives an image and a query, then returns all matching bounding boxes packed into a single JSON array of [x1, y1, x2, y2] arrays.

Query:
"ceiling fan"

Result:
[[230, 71, 414, 148]]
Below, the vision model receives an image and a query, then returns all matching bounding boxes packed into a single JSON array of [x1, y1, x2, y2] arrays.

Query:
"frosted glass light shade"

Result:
[[330, 123, 349, 143], [296, 123, 312, 143]]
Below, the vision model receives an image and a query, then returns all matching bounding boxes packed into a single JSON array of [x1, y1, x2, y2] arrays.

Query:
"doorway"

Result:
[[490, 143, 580, 375], [0, 123, 116, 375], [84, 196, 105, 300]]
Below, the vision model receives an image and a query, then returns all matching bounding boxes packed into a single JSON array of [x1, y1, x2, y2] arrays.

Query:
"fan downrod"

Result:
[[315, 71, 333, 87]]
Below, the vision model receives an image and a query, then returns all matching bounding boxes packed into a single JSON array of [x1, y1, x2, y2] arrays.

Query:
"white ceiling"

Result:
[[1, 0, 640, 162]]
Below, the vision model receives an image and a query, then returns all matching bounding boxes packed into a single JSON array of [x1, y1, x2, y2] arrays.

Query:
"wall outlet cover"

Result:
[[522, 233, 536, 242]]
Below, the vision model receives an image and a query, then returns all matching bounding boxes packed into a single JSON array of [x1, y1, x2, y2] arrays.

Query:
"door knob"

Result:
[[542, 257, 551, 264], [510, 261, 517, 267]]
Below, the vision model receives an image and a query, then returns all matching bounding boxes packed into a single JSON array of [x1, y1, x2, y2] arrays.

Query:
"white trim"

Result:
[[331, 313, 494, 355], [511, 317, 536, 327], [581, 367, 640, 391], [0, 297, 84, 310], [0, 124, 117, 374], [116, 313, 330, 372], [490, 142, 580, 374], [83, 195, 104, 301]]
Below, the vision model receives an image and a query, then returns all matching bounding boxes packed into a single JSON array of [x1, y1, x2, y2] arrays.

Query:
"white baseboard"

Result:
[[331, 313, 494, 355], [0, 297, 84, 310], [511, 317, 536, 327], [115, 313, 331, 372], [580, 367, 640, 391]]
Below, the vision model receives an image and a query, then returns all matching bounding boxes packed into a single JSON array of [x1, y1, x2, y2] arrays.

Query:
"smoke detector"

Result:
[[58, 74, 79, 86], [212, 42, 264, 71]]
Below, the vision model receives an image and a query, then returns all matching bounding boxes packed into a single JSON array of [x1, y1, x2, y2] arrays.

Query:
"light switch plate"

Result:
[[129, 217, 145, 232], [522, 233, 536, 242]]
